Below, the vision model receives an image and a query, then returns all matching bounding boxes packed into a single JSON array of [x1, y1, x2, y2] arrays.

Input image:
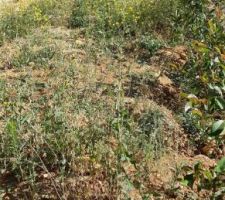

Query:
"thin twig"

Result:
[[30, 145, 63, 200]]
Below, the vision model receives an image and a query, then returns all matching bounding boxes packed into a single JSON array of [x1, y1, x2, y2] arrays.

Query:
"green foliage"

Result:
[[180, 112, 201, 136], [137, 110, 164, 159], [179, 157, 225, 198], [0, 0, 71, 44], [210, 120, 225, 137], [69, 0, 88, 28], [173, 0, 208, 39], [0, 1, 49, 41], [12, 44, 57, 68], [1, 0, 225, 198], [69, 0, 179, 36], [179, 4, 225, 140], [5, 120, 19, 154], [139, 36, 164, 56], [215, 157, 225, 174]]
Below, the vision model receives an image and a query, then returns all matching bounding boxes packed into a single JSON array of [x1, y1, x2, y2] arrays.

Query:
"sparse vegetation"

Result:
[[0, 0, 225, 199]]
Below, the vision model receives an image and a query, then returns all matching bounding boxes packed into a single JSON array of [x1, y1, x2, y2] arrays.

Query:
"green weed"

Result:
[[69, 0, 180, 37], [0, 0, 72, 44]]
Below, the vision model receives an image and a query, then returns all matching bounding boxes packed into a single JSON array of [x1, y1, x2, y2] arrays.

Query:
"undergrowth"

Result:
[[0, 0, 225, 199], [0, 0, 72, 44]]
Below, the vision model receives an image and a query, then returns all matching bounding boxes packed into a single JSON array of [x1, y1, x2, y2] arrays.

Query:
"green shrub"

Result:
[[0, 1, 49, 41], [0, 0, 71, 43], [173, 0, 208, 40], [69, 0, 179, 36], [69, 0, 88, 28], [139, 35, 164, 56], [179, 4, 225, 140], [179, 157, 225, 198]]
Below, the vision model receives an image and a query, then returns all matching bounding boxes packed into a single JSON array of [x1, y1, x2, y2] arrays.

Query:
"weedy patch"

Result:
[[11, 44, 58, 68], [0, 0, 72, 44], [0, 25, 188, 198], [1, 0, 224, 199], [69, 0, 180, 38]]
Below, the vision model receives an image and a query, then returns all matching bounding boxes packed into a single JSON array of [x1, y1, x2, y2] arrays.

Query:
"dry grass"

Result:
[[1, 0, 222, 199], [0, 24, 190, 198]]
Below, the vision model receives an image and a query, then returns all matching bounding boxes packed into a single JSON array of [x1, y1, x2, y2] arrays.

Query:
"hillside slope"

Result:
[[0, 0, 224, 199]]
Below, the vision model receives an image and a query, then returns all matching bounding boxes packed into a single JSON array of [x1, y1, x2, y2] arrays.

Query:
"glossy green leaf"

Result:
[[210, 120, 225, 137], [215, 98, 225, 110], [215, 157, 225, 174]]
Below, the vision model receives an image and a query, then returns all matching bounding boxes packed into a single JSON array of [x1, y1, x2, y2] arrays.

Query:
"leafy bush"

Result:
[[139, 35, 164, 56], [179, 4, 225, 140], [179, 157, 225, 198], [69, 0, 179, 36], [173, 0, 209, 40]]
